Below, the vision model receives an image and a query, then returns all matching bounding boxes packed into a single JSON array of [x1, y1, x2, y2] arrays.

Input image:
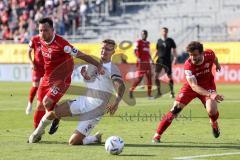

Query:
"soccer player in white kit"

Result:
[[28, 39, 126, 145]]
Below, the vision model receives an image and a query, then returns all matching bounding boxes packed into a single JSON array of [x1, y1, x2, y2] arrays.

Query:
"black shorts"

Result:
[[155, 61, 172, 76]]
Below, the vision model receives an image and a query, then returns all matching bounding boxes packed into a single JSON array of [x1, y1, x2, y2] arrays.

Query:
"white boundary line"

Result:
[[173, 152, 240, 160]]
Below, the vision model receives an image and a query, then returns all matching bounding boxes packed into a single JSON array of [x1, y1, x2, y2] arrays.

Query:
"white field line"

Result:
[[173, 152, 240, 160]]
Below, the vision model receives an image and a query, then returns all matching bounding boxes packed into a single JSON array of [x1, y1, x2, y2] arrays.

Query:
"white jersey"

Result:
[[70, 62, 123, 135], [70, 62, 122, 117], [86, 62, 122, 94]]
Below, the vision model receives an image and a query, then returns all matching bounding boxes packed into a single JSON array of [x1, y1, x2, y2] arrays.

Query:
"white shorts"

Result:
[[69, 96, 104, 136]]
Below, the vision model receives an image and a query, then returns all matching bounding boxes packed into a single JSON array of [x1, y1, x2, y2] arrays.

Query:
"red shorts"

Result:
[[136, 62, 151, 77], [176, 84, 216, 105], [37, 80, 70, 111], [32, 69, 44, 83]]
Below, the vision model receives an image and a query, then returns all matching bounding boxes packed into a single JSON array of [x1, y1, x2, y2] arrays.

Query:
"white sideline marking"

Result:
[[173, 152, 240, 160]]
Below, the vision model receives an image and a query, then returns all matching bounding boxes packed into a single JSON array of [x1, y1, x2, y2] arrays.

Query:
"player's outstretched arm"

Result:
[[106, 78, 125, 115], [75, 50, 105, 75], [187, 76, 223, 102], [172, 48, 178, 64], [214, 57, 221, 72], [28, 48, 35, 70]]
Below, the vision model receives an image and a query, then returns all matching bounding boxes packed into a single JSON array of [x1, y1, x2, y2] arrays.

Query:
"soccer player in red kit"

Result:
[[31, 17, 104, 135], [26, 35, 45, 115], [129, 30, 153, 99], [152, 41, 224, 143]]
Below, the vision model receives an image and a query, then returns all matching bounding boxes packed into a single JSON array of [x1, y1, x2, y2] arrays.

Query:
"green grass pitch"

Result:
[[0, 82, 240, 160]]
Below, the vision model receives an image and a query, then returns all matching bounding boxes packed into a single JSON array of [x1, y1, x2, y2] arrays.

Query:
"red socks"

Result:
[[33, 110, 45, 128], [29, 86, 38, 103], [157, 112, 176, 135], [156, 111, 219, 137]]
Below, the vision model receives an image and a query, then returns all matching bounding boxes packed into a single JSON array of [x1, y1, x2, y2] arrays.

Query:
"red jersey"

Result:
[[40, 34, 74, 85], [135, 40, 151, 62], [183, 49, 216, 90], [29, 35, 44, 72]]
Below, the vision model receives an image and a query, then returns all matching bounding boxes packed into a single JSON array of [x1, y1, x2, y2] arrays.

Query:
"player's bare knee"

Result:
[[36, 101, 44, 111], [42, 99, 53, 110], [55, 101, 72, 118], [170, 103, 183, 115], [68, 136, 83, 145], [32, 82, 39, 87], [69, 139, 82, 145], [206, 100, 218, 115]]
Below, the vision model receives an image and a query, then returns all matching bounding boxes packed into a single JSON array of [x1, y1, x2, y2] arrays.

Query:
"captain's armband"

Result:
[[64, 46, 79, 57]]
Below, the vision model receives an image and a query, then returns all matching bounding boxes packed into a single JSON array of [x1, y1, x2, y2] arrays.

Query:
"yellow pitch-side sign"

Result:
[[0, 42, 239, 64], [203, 42, 240, 64]]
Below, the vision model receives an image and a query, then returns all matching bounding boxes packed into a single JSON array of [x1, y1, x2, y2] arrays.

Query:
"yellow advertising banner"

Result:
[[0, 42, 155, 64], [203, 42, 240, 64], [0, 42, 239, 64], [0, 44, 28, 63]]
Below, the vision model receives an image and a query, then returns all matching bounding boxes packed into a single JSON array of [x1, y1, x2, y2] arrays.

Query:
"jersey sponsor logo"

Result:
[[42, 51, 51, 59], [143, 47, 150, 52], [196, 69, 210, 77], [204, 63, 210, 68], [64, 45, 72, 53]]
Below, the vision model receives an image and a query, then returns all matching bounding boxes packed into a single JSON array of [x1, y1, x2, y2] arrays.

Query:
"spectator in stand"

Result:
[[0, 0, 111, 42]]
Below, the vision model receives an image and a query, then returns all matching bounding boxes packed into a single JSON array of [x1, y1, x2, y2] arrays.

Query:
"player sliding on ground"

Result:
[[152, 41, 224, 143], [28, 39, 125, 145], [30, 17, 104, 134]]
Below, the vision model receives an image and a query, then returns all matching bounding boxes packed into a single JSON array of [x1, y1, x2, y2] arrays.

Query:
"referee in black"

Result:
[[154, 27, 177, 98]]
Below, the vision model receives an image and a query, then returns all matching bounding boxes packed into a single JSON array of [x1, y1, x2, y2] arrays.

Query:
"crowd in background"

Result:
[[0, 0, 120, 43]]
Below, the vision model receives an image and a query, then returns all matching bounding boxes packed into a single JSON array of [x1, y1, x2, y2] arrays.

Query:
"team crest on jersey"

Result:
[[64, 45, 72, 53], [204, 63, 209, 68], [48, 48, 52, 53]]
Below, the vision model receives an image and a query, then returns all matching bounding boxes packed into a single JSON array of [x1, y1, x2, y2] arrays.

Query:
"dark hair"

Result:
[[38, 17, 53, 28], [142, 30, 148, 35], [162, 27, 168, 32], [102, 39, 116, 47], [186, 41, 203, 53]]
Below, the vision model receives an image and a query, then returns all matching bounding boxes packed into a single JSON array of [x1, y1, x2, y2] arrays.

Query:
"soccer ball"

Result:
[[105, 136, 124, 155]]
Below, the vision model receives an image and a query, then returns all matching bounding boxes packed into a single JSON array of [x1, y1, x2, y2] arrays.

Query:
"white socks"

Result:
[[82, 136, 97, 145], [33, 114, 52, 135], [26, 102, 32, 115]]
